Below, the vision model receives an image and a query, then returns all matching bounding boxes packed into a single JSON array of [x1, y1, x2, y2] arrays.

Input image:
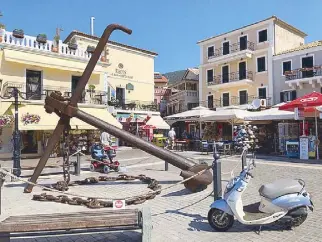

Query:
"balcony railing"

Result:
[[1, 82, 108, 104], [201, 96, 272, 109], [285, 66, 322, 81], [0, 31, 107, 61], [169, 90, 198, 102], [108, 99, 159, 112], [166, 102, 199, 116], [208, 71, 253, 86], [208, 41, 255, 59]]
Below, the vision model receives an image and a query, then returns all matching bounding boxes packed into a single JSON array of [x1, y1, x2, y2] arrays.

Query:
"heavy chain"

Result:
[[33, 174, 161, 208], [62, 125, 71, 189]]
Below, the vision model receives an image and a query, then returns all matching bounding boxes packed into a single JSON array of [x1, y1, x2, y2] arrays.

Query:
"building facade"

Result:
[[154, 72, 170, 117], [198, 16, 306, 109], [164, 68, 199, 115], [273, 41, 322, 104], [0, 26, 158, 157]]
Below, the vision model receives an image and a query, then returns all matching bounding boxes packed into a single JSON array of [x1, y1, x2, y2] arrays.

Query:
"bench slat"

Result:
[[2, 214, 138, 226], [5, 209, 138, 222], [0, 218, 139, 233]]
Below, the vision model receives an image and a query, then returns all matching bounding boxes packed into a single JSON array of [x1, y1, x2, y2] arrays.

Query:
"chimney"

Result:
[[90, 16, 95, 36]]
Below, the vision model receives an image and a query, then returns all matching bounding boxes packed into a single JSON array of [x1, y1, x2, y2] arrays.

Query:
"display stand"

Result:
[[299, 136, 309, 160], [286, 140, 299, 158]]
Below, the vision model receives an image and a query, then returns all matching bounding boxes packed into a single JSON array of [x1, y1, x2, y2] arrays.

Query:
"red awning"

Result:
[[279, 92, 322, 111]]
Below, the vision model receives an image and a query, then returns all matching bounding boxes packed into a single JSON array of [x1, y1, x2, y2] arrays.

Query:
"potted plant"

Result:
[[36, 33, 47, 44], [100, 54, 107, 62], [52, 35, 60, 53], [12, 29, 24, 38], [87, 45, 95, 54], [68, 38, 77, 50], [0, 23, 5, 42]]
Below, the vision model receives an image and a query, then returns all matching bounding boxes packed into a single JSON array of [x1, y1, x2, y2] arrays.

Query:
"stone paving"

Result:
[[0, 150, 321, 241]]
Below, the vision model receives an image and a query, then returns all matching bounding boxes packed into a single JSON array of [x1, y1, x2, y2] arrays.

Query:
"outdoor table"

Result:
[[94, 93, 106, 104], [175, 140, 188, 152]]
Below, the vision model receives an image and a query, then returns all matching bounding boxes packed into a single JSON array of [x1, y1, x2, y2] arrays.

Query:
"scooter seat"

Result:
[[259, 179, 303, 199]]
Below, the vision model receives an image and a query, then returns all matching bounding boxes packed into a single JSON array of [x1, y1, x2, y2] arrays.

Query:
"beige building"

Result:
[[0, 26, 158, 157], [198, 16, 306, 109]]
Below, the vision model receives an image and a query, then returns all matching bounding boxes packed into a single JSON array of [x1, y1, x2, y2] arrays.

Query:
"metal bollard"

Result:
[[241, 149, 247, 171], [165, 161, 168, 171], [213, 143, 222, 201], [74, 153, 81, 176]]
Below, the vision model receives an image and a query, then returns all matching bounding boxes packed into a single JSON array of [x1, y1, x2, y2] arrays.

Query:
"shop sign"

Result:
[[111, 63, 133, 79], [126, 83, 134, 91], [294, 108, 304, 120]]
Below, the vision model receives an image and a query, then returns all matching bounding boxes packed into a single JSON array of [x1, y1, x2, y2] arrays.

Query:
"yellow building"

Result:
[[198, 16, 306, 109], [0, 27, 158, 157]]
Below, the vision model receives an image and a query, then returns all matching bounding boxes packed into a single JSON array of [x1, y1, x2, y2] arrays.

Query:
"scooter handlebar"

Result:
[[246, 171, 254, 178]]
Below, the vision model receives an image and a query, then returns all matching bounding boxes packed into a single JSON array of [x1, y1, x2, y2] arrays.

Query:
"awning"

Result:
[[146, 116, 170, 130], [3, 49, 102, 74], [12, 104, 60, 130], [0, 102, 12, 115], [11, 104, 122, 130], [75, 107, 122, 129], [116, 113, 145, 123]]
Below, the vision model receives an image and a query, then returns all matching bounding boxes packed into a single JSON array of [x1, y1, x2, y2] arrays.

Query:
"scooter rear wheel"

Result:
[[208, 208, 234, 232]]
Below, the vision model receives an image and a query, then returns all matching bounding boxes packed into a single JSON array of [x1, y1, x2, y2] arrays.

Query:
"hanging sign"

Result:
[[294, 108, 304, 120]]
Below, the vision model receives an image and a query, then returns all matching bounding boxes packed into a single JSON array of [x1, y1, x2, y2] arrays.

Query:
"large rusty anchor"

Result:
[[24, 24, 212, 193]]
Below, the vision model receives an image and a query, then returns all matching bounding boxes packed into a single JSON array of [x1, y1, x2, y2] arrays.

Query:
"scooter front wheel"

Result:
[[208, 208, 234, 232]]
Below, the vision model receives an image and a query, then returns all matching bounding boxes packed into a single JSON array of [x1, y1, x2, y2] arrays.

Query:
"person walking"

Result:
[[168, 128, 176, 150]]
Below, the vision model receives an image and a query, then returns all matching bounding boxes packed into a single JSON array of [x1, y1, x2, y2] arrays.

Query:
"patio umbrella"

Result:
[[279, 92, 322, 159], [201, 106, 250, 140]]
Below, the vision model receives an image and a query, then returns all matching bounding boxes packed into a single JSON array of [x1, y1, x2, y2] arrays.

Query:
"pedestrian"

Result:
[[168, 128, 176, 150]]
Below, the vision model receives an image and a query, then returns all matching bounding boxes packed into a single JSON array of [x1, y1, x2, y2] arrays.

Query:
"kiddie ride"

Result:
[[208, 125, 314, 232], [89, 143, 120, 174]]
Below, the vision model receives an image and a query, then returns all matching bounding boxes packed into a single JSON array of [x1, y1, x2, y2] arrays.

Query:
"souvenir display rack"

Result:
[[278, 123, 299, 155]]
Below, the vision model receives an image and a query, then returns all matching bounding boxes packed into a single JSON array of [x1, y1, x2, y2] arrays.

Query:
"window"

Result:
[[258, 87, 267, 99], [207, 69, 214, 83], [72, 75, 86, 102], [222, 41, 230, 55], [208, 46, 214, 58], [222, 93, 230, 107], [239, 36, 247, 51], [258, 29, 267, 43], [282, 61, 292, 75], [222, 65, 229, 83], [257, 56, 266, 72], [208, 95, 214, 109], [239, 90, 248, 105], [280, 90, 296, 102], [26, 70, 42, 100]]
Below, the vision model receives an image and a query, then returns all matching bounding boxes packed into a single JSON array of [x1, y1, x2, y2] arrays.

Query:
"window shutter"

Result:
[[280, 92, 284, 103], [291, 90, 297, 100]]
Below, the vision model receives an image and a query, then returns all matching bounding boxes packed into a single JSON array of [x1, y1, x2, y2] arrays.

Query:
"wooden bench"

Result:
[[0, 207, 151, 242]]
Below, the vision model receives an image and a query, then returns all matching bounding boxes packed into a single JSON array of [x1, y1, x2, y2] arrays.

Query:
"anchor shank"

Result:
[[75, 109, 192, 171]]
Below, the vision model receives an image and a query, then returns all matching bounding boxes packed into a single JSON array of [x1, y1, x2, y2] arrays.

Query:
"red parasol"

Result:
[[140, 124, 156, 129], [279, 92, 322, 111]]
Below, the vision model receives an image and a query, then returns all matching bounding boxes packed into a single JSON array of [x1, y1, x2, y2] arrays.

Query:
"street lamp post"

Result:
[[12, 87, 21, 177]]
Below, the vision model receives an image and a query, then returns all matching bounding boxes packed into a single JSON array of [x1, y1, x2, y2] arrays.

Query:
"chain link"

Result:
[[62, 125, 71, 189], [33, 174, 162, 208]]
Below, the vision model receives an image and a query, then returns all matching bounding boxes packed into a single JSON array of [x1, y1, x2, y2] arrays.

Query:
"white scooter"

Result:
[[208, 148, 314, 232]]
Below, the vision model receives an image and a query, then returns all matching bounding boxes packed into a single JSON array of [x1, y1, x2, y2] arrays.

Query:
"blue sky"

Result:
[[1, 0, 322, 73]]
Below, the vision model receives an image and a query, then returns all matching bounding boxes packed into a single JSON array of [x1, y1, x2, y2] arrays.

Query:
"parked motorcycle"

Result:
[[208, 125, 314, 232]]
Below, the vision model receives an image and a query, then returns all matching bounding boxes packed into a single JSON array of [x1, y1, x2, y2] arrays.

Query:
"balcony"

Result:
[[168, 90, 198, 102], [208, 41, 255, 65], [201, 96, 272, 109], [166, 102, 199, 116], [108, 98, 159, 112], [0, 31, 107, 63], [1, 82, 108, 105], [285, 66, 322, 89], [207, 71, 253, 90]]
